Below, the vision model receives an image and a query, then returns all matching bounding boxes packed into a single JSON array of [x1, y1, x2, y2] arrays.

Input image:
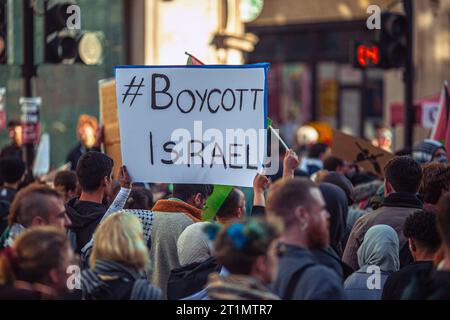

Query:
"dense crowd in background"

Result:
[[0, 118, 450, 300]]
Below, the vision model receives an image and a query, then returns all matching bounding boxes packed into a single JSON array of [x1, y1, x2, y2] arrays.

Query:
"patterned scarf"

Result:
[[81, 260, 161, 300], [206, 273, 280, 300]]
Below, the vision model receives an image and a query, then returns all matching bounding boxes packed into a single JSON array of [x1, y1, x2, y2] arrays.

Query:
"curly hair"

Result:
[[403, 210, 441, 252], [419, 163, 450, 205]]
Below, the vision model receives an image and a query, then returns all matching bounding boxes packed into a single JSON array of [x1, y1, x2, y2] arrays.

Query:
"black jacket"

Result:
[[402, 269, 450, 300], [167, 257, 221, 300], [66, 198, 107, 252], [382, 261, 434, 300]]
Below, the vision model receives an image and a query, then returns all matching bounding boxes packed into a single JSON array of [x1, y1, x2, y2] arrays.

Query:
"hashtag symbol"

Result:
[[122, 76, 145, 107]]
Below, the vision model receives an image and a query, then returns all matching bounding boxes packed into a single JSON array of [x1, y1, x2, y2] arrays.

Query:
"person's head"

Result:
[[308, 143, 329, 160], [177, 222, 214, 266], [383, 156, 422, 197], [90, 212, 148, 272], [419, 163, 450, 205], [0, 227, 75, 297], [413, 139, 447, 164], [357, 224, 400, 272], [172, 184, 213, 209], [319, 183, 348, 256], [404, 210, 441, 261], [76, 151, 113, 197], [0, 157, 26, 187], [8, 183, 71, 231], [54, 171, 78, 203], [215, 188, 246, 224], [76, 114, 98, 148], [124, 188, 153, 210], [321, 172, 354, 205], [323, 156, 344, 173], [213, 219, 281, 284], [267, 178, 330, 249], [7, 121, 22, 146], [437, 193, 450, 254]]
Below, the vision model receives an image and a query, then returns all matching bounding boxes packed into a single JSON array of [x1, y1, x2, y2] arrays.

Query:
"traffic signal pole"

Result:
[[403, 0, 414, 149], [22, 0, 37, 179]]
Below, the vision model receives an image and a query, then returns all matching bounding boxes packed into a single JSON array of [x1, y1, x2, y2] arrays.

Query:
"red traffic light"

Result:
[[356, 43, 380, 67]]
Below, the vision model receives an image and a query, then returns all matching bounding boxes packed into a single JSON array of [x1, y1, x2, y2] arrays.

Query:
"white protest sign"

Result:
[[115, 64, 269, 187]]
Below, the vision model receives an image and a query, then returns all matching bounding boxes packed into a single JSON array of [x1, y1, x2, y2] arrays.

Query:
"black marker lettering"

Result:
[[196, 90, 208, 112], [229, 143, 243, 169], [207, 89, 221, 113], [161, 141, 177, 165], [221, 89, 236, 112], [176, 90, 195, 114], [151, 74, 173, 110], [236, 89, 248, 111], [251, 89, 264, 110]]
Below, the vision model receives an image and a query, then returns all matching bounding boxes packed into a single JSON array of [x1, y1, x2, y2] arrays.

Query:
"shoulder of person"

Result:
[[130, 279, 162, 300], [298, 265, 345, 300]]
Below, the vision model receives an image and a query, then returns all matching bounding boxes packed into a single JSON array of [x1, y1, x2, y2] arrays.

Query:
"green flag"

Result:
[[202, 185, 233, 221]]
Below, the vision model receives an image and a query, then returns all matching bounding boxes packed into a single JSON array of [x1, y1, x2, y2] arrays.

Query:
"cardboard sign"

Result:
[[99, 78, 123, 178], [332, 129, 394, 176], [115, 64, 269, 187]]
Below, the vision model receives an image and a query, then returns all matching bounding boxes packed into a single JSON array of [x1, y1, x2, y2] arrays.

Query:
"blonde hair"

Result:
[[90, 212, 149, 271]]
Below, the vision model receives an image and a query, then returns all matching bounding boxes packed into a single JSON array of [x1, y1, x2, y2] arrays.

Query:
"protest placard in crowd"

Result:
[[99, 78, 123, 178], [115, 64, 269, 187], [332, 129, 393, 177]]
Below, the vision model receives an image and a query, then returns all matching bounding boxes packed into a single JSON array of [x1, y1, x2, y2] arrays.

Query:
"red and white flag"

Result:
[[431, 81, 450, 156]]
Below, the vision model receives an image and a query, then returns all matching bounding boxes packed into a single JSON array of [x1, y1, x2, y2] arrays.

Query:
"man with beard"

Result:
[[267, 178, 346, 300]]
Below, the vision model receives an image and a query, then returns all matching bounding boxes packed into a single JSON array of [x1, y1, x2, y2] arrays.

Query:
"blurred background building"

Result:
[[1, 0, 450, 166]]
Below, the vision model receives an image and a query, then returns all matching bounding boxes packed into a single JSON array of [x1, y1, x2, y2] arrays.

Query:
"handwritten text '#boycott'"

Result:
[[122, 73, 264, 114]]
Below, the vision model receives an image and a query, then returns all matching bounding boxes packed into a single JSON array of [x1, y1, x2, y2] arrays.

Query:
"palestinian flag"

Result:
[[185, 52, 205, 65], [431, 82, 450, 157]]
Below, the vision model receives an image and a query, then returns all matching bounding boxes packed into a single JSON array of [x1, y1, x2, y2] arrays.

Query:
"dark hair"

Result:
[[0, 227, 70, 285], [323, 156, 344, 172], [76, 152, 113, 192], [308, 143, 329, 159], [403, 210, 441, 252], [267, 178, 318, 226], [384, 156, 422, 193], [0, 157, 26, 184], [7, 121, 21, 129], [214, 219, 280, 275], [54, 171, 78, 193], [395, 147, 412, 157], [216, 188, 243, 220], [321, 172, 354, 205], [172, 184, 213, 202], [419, 163, 450, 205], [8, 183, 63, 227], [124, 188, 154, 210], [348, 172, 376, 186], [437, 193, 450, 248]]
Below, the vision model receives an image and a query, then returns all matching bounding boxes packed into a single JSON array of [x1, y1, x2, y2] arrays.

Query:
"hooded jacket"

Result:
[[66, 198, 107, 253]]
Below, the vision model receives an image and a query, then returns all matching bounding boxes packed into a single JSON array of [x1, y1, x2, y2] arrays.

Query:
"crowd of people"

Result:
[[0, 124, 450, 300]]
